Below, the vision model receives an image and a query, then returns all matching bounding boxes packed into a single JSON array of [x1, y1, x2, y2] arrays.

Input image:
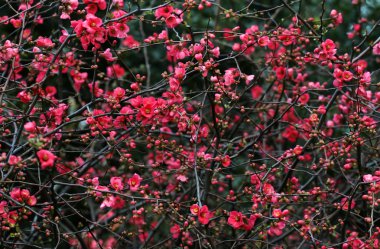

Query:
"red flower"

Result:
[[112, 87, 125, 100], [17, 90, 32, 103], [221, 155, 231, 167], [228, 211, 244, 229], [100, 48, 115, 62], [293, 145, 303, 155], [242, 215, 257, 231], [36, 36, 55, 48], [110, 177, 123, 191], [10, 188, 37, 206], [128, 173, 142, 192], [330, 9, 343, 25], [155, 6, 174, 19], [263, 183, 275, 195], [170, 224, 181, 239], [190, 204, 200, 215], [8, 155, 21, 166], [83, 14, 102, 33], [321, 39, 336, 54], [83, 0, 106, 11], [268, 221, 286, 236], [298, 93, 310, 105], [282, 126, 299, 143], [342, 71, 353, 82], [198, 205, 213, 225], [165, 14, 181, 28], [107, 64, 125, 78], [251, 85, 263, 99], [37, 150, 57, 170], [373, 43, 380, 55], [139, 97, 157, 119], [275, 66, 286, 80], [258, 36, 269, 47], [122, 35, 140, 48], [272, 209, 282, 218]]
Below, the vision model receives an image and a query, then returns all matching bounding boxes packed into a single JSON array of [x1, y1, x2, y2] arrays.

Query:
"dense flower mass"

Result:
[[1, 0, 380, 248]]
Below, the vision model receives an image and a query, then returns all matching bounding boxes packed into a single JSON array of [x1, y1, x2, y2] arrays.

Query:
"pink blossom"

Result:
[[112, 87, 125, 100], [36, 36, 55, 48], [363, 174, 373, 182], [8, 155, 21, 166], [373, 43, 380, 55], [37, 150, 57, 170], [10, 188, 37, 206], [128, 173, 142, 191], [251, 85, 263, 99], [24, 121, 37, 133], [100, 48, 116, 62], [258, 36, 269, 47], [342, 71, 353, 81], [100, 195, 116, 209], [155, 6, 174, 19], [165, 15, 182, 28], [198, 205, 213, 225], [330, 9, 343, 26], [228, 211, 244, 229], [176, 175, 188, 182], [190, 204, 200, 215], [110, 177, 123, 191], [268, 221, 286, 236], [83, 0, 106, 11], [170, 224, 181, 238], [221, 155, 231, 167]]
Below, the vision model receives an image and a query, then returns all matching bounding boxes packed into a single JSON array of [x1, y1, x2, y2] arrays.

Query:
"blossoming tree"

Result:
[[0, 0, 380, 248]]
